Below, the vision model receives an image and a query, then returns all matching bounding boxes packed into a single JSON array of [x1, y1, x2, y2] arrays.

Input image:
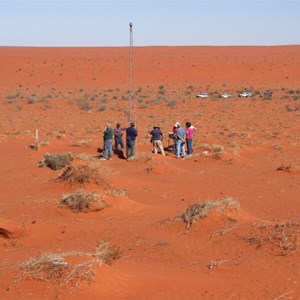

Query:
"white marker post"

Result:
[[35, 129, 39, 150]]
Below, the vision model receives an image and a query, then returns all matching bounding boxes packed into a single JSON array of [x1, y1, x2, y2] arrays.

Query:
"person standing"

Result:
[[101, 123, 114, 160], [186, 121, 196, 156], [172, 123, 179, 154], [114, 123, 125, 151], [148, 126, 165, 155], [175, 123, 186, 158], [126, 122, 138, 158]]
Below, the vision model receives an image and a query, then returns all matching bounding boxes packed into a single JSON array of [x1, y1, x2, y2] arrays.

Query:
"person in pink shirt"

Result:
[[185, 122, 196, 156]]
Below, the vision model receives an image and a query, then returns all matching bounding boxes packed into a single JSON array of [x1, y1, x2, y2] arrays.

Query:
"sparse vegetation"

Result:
[[246, 219, 299, 256], [58, 164, 95, 185], [180, 198, 239, 229], [17, 242, 121, 288], [60, 189, 107, 213], [39, 152, 73, 170]]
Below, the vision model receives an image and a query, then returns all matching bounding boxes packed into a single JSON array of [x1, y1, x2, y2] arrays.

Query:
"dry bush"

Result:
[[18, 242, 121, 288], [246, 219, 300, 256], [108, 188, 127, 197], [93, 241, 122, 265], [60, 190, 107, 213], [181, 198, 239, 229], [39, 152, 73, 170], [57, 164, 105, 186], [197, 143, 225, 159]]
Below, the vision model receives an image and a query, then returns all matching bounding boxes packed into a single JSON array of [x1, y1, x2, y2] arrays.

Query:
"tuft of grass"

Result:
[[60, 189, 107, 213], [17, 242, 121, 288], [39, 152, 73, 170], [181, 198, 239, 229], [58, 165, 94, 185], [246, 219, 299, 256], [108, 188, 126, 197], [77, 98, 91, 111], [57, 164, 107, 186]]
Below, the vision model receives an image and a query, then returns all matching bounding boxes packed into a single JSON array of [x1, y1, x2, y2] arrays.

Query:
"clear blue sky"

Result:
[[1, 0, 299, 46]]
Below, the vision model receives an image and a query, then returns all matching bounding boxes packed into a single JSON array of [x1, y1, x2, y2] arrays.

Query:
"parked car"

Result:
[[221, 93, 232, 98], [260, 90, 272, 99], [196, 92, 208, 98], [239, 91, 253, 98]]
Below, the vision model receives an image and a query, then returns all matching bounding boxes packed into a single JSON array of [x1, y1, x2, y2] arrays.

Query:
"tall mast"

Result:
[[129, 22, 134, 123]]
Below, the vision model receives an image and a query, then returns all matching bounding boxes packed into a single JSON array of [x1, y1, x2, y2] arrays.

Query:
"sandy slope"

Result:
[[1, 46, 300, 299]]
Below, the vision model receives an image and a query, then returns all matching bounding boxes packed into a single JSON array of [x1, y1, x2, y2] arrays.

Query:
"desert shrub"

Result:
[[153, 97, 162, 104], [93, 241, 121, 265], [90, 94, 98, 101], [60, 189, 106, 213], [6, 92, 21, 99], [40, 152, 73, 170], [108, 188, 126, 197], [181, 198, 239, 229], [77, 98, 91, 111], [98, 105, 106, 112], [124, 109, 130, 117], [139, 103, 148, 109], [18, 242, 121, 287], [167, 99, 177, 108], [246, 219, 299, 256], [27, 96, 38, 104], [57, 164, 106, 186], [58, 165, 93, 185]]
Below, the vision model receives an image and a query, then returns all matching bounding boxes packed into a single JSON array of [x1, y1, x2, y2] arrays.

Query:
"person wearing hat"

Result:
[[148, 126, 165, 156], [175, 122, 186, 158], [114, 122, 125, 151], [171, 123, 179, 154], [126, 121, 138, 158], [101, 122, 114, 160]]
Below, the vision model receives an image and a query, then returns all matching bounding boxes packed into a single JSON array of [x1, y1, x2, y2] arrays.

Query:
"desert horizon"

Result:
[[1, 45, 300, 299]]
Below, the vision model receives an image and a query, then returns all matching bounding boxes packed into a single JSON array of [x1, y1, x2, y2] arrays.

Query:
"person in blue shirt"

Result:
[[148, 126, 165, 155], [126, 122, 138, 158], [175, 122, 186, 158]]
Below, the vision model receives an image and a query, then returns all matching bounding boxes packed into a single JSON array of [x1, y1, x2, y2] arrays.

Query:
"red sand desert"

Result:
[[1, 46, 300, 299]]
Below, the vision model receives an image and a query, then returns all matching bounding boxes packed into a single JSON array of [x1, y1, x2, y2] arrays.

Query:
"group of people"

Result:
[[100, 121, 196, 160], [101, 122, 138, 160]]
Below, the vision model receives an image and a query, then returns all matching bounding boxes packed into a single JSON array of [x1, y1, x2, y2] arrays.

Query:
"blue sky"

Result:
[[0, 0, 299, 46]]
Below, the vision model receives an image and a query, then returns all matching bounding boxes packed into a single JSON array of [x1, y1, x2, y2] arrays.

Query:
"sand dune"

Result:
[[0, 46, 300, 299]]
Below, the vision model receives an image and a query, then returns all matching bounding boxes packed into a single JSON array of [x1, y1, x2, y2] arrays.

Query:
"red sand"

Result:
[[1, 46, 300, 299]]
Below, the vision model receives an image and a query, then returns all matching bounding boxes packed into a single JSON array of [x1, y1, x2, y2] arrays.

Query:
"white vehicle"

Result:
[[221, 93, 232, 98], [196, 92, 208, 98], [239, 91, 253, 98]]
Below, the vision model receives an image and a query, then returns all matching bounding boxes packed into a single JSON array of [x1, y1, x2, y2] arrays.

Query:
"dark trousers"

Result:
[[115, 136, 124, 150], [186, 138, 193, 155], [126, 139, 135, 158]]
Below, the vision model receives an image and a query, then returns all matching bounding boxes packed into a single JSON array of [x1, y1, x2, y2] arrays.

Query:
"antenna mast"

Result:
[[129, 22, 134, 123]]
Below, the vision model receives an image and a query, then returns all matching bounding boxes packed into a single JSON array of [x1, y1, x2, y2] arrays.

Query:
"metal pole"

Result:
[[129, 22, 134, 123]]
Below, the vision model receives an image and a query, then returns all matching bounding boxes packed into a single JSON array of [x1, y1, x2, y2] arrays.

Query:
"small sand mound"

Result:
[[59, 189, 108, 213], [57, 164, 107, 186], [181, 198, 240, 229], [0, 218, 25, 238], [39, 152, 74, 170]]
